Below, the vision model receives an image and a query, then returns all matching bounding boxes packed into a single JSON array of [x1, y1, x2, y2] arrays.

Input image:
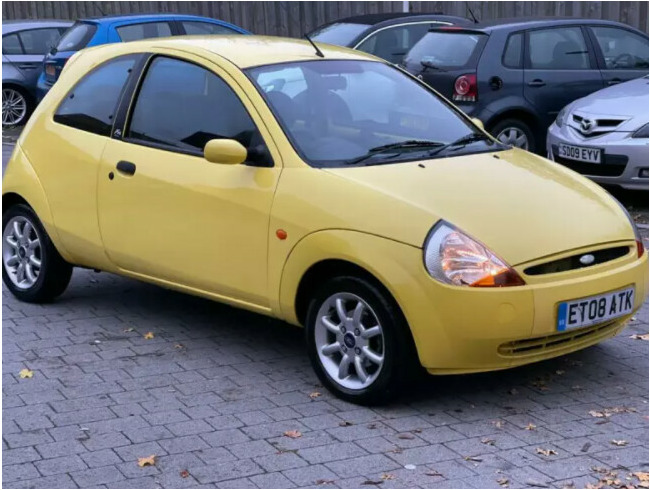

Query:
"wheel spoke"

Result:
[[321, 342, 341, 356], [515, 135, 527, 148], [22, 222, 32, 241], [28, 238, 40, 250], [335, 298, 348, 322], [352, 301, 364, 328], [354, 356, 368, 382], [13, 220, 22, 238], [16, 263, 25, 283], [6, 255, 19, 267], [25, 263, 36, 283], [361, 326, 381, 339], [5, 235, 18, 248], [362, 346, 384, 365], [29, 256, 41, 268], [321, 316, 340, 334], [338, 354, 351, 379]]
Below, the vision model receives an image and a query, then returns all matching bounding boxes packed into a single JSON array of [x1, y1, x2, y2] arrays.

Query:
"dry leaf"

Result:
[[179, 470, 189, 478], [18, 368, 33, 379], [492, 420, 504, 429], [367, 423, 377, 429], [137, 455, 156, 467], [525, 423, 537, 431], [634, 473, 649, 482], [123, 327, 134, 332], [309, 391, 322, 399], [481, 438, 496, 446], [464, 456, 483, 462], [589, 410, 607, 418], [536, 448, 558, 456], [426, 470, 444, 477], [412, 429, 422, 433], [174, 344, 184, 349], [284, 430, 302, 439], [611, 440, 628, 447], [497, 477, 510, 487], [398, 433, 415, 440], [591, 466, 609, 474], [629, 334, 649, 340], [380, 473, 395, 481], [586, 483, 603, 489], [362, 480, 383, 485], [338, 421, 352, 427], [315, 479, 334, 485], [143, 332, 154, 340]]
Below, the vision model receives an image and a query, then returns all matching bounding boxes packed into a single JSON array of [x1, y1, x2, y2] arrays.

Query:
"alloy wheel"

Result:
[[2, 88, 27, 126], [3, 216, 42, 289], [314, 292, 385, 390], [496, 127, 529, 150]]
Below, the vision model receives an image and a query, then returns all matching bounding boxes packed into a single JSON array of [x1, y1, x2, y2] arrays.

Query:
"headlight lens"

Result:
[[555, 106, 569, 127], [632, 123, 648, 139], [423, 221, 525, 287]]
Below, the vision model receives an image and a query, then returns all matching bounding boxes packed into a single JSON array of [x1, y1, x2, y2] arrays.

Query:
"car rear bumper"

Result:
[[547, 123, 649, 190], [36, 73, 54, 102]]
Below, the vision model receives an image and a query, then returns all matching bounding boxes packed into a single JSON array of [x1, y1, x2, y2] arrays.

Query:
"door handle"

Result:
[[527, 79, 546, 87], [116, 161, 136, 176], [607, 78, 622, 86]]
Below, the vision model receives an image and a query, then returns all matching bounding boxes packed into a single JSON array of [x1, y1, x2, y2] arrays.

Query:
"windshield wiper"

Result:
[[420, 60, 446, 72], [345, 140, 445, 165], [427, 133, 495, 157]]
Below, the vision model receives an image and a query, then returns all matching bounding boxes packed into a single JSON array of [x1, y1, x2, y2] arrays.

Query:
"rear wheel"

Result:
[[2, 87, 32, 127], [2, 204, 72, 303], [490, 118, 536, 152], [305, 276, 418, 405]]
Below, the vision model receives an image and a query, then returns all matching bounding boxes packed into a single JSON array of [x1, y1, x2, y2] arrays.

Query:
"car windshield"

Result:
[[55, 22, 97, 52], [309, 22, 369, 46], [246, 60, 500, 168], [403, 31, 486, 70]]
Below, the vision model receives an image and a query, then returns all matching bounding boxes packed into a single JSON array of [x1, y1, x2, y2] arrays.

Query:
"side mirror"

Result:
[[204, 139, 247, 165], [471, 118, 484, 130]]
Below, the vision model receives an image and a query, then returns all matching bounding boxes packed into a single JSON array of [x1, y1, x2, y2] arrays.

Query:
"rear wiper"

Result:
[[345, 140, 445, 165], [420, 60, 447, 72], [427, 133, 495, 156]]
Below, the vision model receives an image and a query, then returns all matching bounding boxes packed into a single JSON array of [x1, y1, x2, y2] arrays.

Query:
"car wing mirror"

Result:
[[204, 139, 247, 165]]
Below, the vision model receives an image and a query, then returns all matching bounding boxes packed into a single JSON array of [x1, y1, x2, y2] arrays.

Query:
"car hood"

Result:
[[324, 148, 634, 265]]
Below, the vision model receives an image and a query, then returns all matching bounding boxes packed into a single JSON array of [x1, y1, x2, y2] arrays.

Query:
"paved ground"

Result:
[[2, 140, 649, 489]]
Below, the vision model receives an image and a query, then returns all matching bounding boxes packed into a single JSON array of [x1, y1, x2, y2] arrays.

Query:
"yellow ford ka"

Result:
[[3, 36, 647, 404]]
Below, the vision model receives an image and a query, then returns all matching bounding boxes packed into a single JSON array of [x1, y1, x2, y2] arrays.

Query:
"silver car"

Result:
[[547, 76, 649, 191]]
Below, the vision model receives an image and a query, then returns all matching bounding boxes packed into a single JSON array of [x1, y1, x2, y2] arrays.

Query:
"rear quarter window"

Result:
[[56, 22, 97, 52], [403, 31, 487, 70], [502, 32, 523, 68]]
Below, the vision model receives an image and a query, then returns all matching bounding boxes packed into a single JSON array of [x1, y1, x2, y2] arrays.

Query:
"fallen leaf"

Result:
[[611, 440, 628, 447], [404, 464, 416, 470], [137, 455, 156, 467], [174, 344, 184, 349], [309, 391, 321, 399], [464, 456, 483, 462], [586, 483, 603, 489], [629, 334, 649, 341], [634, 473, 649, 482], [179, 470, 189, 478], [589, 410, 607, 418], [123, 327, 134, 332], [412, 429, 422, 433], [536, 448, 558, 456], [497, 477, 510, 487], [398, 433, 414, 440], [315, 479, 334, 485], [143, 332, 154, 340], [339, 421, 352, 427], [283, 430, 302, 439], [591, 466, 609, 474], [492, 420, 504, 429], [362, 480, 383, 485], [481, 438, 496, 446], [426, 470, 444, 477], [380, 473, 395, 481], [367, 423, 377, 429], [563, 483, 576, 489], [18, 368, 33, 379], [525, 423, 537, 431], [581, 442, 592, 452]]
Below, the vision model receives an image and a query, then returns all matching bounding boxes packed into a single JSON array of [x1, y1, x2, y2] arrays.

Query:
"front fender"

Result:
[[2, 143, 73, 262]]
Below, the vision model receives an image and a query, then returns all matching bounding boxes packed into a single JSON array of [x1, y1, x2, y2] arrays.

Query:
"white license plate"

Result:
[[557, 287, 635, 331], [557, 143, 602, 163]]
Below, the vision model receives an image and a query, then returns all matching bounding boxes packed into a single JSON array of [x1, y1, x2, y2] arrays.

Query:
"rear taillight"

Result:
[[453, 74, 477, 102]]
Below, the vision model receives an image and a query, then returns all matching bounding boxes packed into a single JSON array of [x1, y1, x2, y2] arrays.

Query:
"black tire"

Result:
[[2, 204, 72, 303], [2, 86, 34, 127], [489, 118, 537, 153], [305, 275, 419, 405]]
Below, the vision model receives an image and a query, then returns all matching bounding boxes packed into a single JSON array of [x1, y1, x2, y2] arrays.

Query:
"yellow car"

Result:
[[3, 36, 647, 404]]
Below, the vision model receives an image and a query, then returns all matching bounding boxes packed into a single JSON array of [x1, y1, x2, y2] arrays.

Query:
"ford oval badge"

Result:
[[579, 254, 595, 266]]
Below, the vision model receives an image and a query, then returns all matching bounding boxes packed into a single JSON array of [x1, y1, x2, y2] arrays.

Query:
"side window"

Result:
[[128, 57, 264, 162], [18, 28, 63, 55], [181, 21, 238, 35], [357, 24, 432, 64], [116, 22, 172, 42], [502, 32, 523, 68], [529, 27, 590, 70], [54, 55, 137, 136], [2, 34, 23, 55], [591, 27, 649, 70]]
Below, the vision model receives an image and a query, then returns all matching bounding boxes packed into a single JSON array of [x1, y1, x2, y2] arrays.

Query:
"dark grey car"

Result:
[[2, 19, 71, 126], [401, 18, 649, 153]]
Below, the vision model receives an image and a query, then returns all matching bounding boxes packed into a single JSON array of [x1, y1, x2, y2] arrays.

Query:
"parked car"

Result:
[[548, 76, 648, 191], [36, 13, 249, 99], [308, 12, 471, 64], [4, 36, 647, 404], [2, 19, 72, 126], [401, 18, 649, 153]]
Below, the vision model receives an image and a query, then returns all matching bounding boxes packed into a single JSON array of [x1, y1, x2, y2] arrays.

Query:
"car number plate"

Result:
[[45, 65, 56, 77], [557, 143, 602, 163], [557, 287, 635, 331]]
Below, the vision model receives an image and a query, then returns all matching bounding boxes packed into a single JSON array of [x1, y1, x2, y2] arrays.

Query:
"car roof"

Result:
[[447, 17, 646, 33], [335, 12, 464, 25], [80, 13, 234, 25], [2, 19, 73, 34], [84, 35, 377, 69]]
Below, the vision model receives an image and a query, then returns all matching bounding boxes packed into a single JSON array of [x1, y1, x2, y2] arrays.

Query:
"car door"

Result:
[[96, 54, 281, 308], [523, 25, 604, 129], [587, 25, 649, 86], [3, 28, 63, 87]]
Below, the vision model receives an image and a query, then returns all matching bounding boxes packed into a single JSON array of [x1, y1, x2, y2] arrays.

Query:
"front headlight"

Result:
[[632, 123, 648, 139], [555, 106, 569, 127], [423, 221, 525, 287], [612, 198, 645, 258]]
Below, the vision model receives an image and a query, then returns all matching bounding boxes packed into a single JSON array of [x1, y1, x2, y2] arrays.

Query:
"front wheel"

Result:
[[490, 118, 536, 153], [305, 276, 418, 405], [2, 204, 72, 303]]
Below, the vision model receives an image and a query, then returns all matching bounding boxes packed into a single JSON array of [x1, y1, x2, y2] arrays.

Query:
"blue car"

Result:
[[37, 13, 249, 99]]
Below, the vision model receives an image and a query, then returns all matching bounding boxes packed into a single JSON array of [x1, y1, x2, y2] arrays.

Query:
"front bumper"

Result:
[[547, 123, 649, 190], [400, 245, 648, 374]]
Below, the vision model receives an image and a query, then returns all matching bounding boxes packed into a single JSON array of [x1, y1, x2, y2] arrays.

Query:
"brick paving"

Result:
[[2, 142, 649, 488]]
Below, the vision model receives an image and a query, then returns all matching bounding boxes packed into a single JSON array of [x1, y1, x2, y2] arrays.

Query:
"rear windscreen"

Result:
[[309, 22, 368, 46], [403, 31, 486, 70], [56, 22, 97, 52]]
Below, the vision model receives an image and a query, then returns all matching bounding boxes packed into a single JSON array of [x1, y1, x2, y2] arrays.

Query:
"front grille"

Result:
[[551, 146, 628, 177], [498, 320, 622, 357], [524, 246, 630, 276], [571, 114, 626, 138]]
